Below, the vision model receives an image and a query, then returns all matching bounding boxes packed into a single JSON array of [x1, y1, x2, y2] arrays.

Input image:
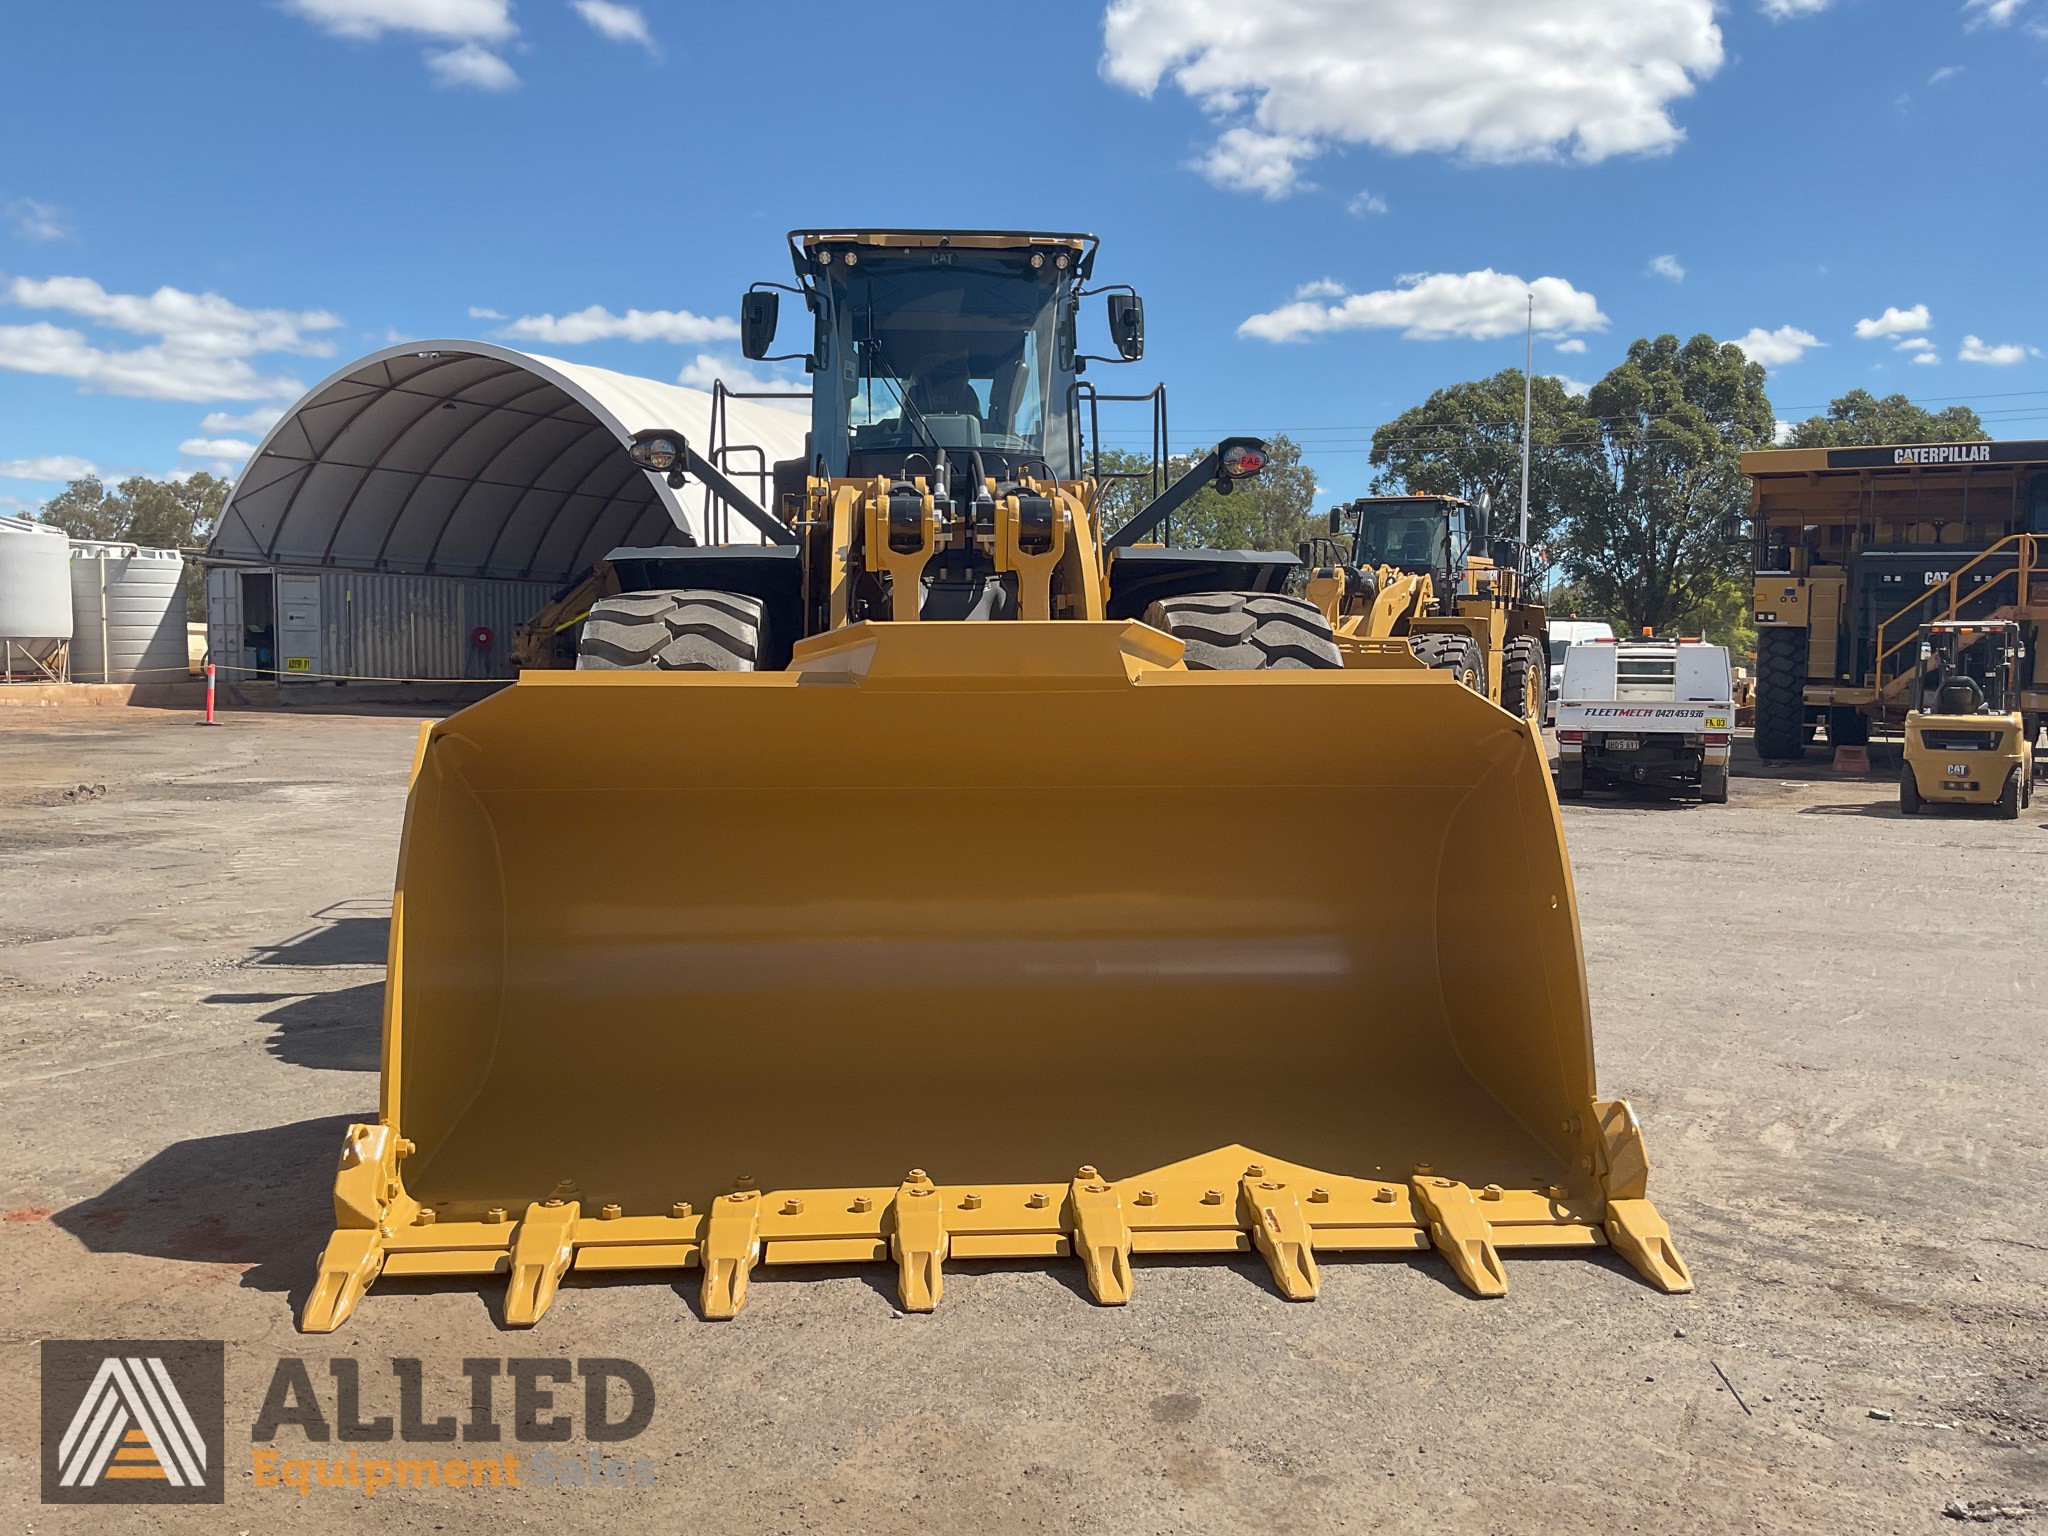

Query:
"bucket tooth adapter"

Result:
[[301, 230, 1689, 1331]]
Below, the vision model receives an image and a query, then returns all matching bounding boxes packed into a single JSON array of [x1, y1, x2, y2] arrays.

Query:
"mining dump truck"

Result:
[[1745, 440, 2048, 759], [302, 230, 1690, 1332]]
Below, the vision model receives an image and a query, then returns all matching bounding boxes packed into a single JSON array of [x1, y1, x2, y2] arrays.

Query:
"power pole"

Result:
[[1518, 293, 1534, 580]]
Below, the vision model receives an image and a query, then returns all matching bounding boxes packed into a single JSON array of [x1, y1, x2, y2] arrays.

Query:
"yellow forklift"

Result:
[[1900, 619, 2035, 818]]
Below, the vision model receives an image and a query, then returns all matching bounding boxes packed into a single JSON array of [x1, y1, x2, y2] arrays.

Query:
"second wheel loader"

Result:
[[302, 229, 1688, 1333], [1306, 494, 1551, 721]]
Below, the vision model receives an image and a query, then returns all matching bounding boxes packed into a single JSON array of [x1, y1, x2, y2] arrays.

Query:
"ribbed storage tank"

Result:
[[69, 541, 189, 683], [0, 516, 74, 678]]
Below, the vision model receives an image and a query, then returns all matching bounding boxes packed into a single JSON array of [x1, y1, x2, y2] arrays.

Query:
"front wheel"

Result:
[[1498, 635, 1546, 723], [1411, 633, 1486, 694], [1998, 766, 2022, 820], [1754, 627, 1808, 761], [1141, 593, 1343, 670], [1899, 766, 1922, 816]]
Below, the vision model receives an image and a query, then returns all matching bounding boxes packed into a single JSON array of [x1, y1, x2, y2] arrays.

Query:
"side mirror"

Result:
[[739, 291, 780, 361], [1469, 490, 1492, 552], [1328, 508, 1342, 534], [1106, 294, 1145, 361]]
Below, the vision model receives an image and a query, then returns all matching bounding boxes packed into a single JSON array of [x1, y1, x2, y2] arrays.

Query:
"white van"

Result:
[[1545, 619, 1615, 719]]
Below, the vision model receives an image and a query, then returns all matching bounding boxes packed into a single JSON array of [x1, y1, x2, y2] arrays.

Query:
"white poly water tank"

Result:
[[0, 516, 74, 641], [69, 541, 189, 683]]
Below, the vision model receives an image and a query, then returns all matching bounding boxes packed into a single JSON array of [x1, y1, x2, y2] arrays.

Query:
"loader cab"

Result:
[[774, 232, 1097, 485], [1347, 496, 1470, 587]]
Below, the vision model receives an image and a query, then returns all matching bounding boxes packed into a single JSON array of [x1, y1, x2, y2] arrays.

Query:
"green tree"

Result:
[[1563, 334, 1775, 635], [1084, 435, 1318, 552], [40, 473, 229, 619], [1366, 369, 1603, 550], [1778, 389, 1987, 448]]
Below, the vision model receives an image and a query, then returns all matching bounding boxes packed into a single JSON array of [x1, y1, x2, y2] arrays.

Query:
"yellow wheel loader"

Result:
[[1304, 495, 1551, 722], [302, 230, 1689, 1332], [1899, 620, 2035, 818]]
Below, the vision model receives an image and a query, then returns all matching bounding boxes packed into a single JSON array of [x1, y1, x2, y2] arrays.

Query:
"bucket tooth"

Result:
[[890, 1170, 948, 1313], [1069, 1169, 1133, 1306], [504, 1200, 579, 1326], [301, 1229, 385, 1334], [700, 1190, 763, 1320], [1241, 1176, 1320, 1301], [1411, 1176, 1508, 1298], [1604, 1198, 1694, 1294]]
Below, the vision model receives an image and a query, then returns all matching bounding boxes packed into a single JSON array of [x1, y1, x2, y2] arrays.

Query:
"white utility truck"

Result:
[[1555, 639, 1734, 803]]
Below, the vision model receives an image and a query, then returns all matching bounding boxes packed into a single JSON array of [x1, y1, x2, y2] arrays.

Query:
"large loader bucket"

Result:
[[303, 621, 1690, 1331]]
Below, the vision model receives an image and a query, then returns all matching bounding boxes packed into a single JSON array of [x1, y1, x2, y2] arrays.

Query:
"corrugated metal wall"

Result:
[[206, 566, 557, 683], [313, 569, 556, 682]]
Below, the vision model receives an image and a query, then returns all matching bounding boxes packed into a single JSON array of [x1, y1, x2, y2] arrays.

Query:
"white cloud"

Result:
[[1928, 64, 1965, 84], [1649, 254, 1685, 282], [1193, 128, 1318, 197], [0, 276, 336, 401], [0, 454, 96, 481], [177, 437, 258, 462], [1772, 419, 1796, 445], [200, 406, 286, 436], [571, 0, 656, 49], [500, 304, 739, 345], [1958, 334, 2031, 365], [1347, 190, 1390, 217], [1760, 0, 1830, 15], [1555, 338, 1588, 354], [7, 199, 72, 242], [426, 43, 519, 89], [1293, 278, 1346, 300], [675, 354, 808, 407], [1854, 304, 1931, 338], [284, 0, 514, 41], [1549, 375, 1591, 397], [1239, 270, 1607, 344], [1102, 0, 1724, 196], [468, 306, 506, 320], [1728, 325, 1821, 367], [1911, 350, 1941, 366], [1894, 336, 1936, 354], [1965, 0, 2027, 26]]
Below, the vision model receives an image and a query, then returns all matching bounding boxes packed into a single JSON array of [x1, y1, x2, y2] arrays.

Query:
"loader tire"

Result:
[[576, 589, 766, 671], [1410, 633, 1486, 694], [1754, 627, 1808, 761], [1142, 593, 1343, 671], [1498, 634, 1546, 723]]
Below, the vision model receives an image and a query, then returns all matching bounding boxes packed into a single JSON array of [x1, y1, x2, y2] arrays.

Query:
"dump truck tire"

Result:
[[1899, 766, 1922, 816], [1141, 593, 1342, 671], [1411, 633, 1486, 694], [1498, 635, 1545, 723], [1998, 766, 2022, 820], [577, 590, 766, 672], [1754, 628, 1807, 761]]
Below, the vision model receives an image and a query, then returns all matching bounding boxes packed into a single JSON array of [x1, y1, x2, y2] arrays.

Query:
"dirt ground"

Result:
[[0, 703, 2042, 1534]]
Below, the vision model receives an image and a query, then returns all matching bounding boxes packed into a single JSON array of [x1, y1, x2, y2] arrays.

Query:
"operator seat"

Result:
[[1936, 676, 1987, 715]]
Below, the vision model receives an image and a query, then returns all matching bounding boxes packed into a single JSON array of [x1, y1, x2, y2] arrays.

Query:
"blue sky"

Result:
[[2, 0, 2044, 516]]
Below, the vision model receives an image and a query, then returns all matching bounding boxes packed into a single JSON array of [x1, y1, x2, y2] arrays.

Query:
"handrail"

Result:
[[1077, 381, 1169, 542], [1871, 533, 2039, 697]]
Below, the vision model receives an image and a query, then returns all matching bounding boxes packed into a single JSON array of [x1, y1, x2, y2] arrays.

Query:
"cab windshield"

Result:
[[1356, 503, 1451, 572], [823, 255, 1063, 462]]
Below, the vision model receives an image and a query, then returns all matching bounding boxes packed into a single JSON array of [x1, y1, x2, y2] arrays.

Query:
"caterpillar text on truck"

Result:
[[1744, 439, 2048, 760]]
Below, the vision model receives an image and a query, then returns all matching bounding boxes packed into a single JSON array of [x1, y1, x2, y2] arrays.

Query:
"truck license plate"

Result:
[[1605, 736, 1640, 751]]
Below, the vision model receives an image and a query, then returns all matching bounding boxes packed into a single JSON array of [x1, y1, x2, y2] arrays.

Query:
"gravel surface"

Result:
[[0, 706, 2042, 1534]]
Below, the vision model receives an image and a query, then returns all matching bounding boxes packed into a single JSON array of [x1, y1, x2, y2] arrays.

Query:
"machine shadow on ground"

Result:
[[51, 1114, 359, 1298]]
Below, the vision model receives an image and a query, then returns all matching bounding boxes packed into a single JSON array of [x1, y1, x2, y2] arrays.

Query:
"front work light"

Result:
[[1220, 443, 1266, 478], [631, 434, 683, 473]]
